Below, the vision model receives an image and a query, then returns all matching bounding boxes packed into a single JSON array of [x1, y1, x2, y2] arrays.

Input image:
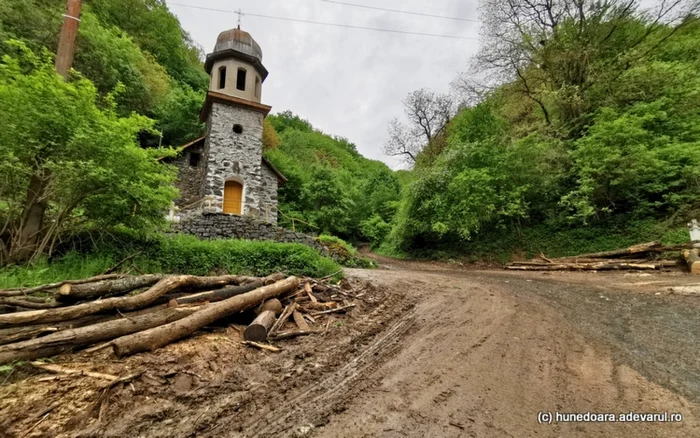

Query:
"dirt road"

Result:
[[4, 259, 700, 437], [310, 260, 700, 437]]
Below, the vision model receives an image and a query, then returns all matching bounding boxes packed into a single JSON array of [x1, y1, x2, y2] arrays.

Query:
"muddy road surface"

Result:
[[315, 260, 700, 438]]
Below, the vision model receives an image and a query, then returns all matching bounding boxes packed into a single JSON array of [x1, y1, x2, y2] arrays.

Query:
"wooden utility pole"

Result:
[[13, 0, 82, 263], [55, 0, 82, 80]]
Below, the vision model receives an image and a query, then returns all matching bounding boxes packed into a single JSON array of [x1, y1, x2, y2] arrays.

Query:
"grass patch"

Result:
[[0, 252, 114, 289], [0, 234, 341, 289], [144, 234, 341, 277]]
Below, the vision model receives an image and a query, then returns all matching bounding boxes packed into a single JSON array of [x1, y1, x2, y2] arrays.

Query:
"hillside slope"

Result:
[[265, 111, 400, 244]]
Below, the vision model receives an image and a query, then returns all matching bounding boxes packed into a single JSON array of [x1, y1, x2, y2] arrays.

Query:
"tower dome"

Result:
[[213, 28, 263, 61], [204, 26, 269, 103]]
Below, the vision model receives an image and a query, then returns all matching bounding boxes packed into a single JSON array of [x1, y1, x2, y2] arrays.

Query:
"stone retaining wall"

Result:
[[174, 213, 327, 254]]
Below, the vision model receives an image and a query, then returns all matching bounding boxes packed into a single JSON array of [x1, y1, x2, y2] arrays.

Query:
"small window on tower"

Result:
[[233, 124, 243, 134], [255, 76, 261, 98], [236, 68, 247, 91], [218, 67, 227, 89], [189, 152, 201, 167]]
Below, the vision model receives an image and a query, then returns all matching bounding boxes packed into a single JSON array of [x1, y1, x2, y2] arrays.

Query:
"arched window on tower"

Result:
[[236, 68, 247, 91], [255, 76, 261, 98], [218, 66, 227, 89]]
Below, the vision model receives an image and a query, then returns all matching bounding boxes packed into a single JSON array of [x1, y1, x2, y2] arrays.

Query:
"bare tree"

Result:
[[383, 89, 455, 164]]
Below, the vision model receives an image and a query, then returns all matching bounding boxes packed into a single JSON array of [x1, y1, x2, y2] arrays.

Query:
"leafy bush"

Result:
[[147, 235, 340, 277], [317, 234, 375, 268], [396, 217, 688, 264], [361, 215, 392, 247]]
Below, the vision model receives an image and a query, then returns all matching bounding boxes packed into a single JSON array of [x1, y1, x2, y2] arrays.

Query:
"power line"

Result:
[[320, 0, 481, 23], [167, 3, 479, 40]]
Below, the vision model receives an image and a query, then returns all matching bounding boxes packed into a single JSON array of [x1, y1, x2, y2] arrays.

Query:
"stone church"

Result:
[[170, 26, 286, 224]]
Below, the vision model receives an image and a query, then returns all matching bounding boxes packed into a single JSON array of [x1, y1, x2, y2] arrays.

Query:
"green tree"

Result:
[[0, 0, 209, 146], [153, 84, 205, 146], [0, 0, 62, 55], [0, 42, 177, 264], [88, 0, 209, 90], [262, 118, 280, 151], [74, 11, 171, 115], [268, 111, 313, 134]]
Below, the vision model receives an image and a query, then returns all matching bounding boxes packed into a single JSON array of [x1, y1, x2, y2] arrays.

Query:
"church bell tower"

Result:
[[199, 26, 283, 223]]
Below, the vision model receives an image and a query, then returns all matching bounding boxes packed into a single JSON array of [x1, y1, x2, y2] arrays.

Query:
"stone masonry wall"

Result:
[[203, 102, 278, 223], [175, 213, 327, 254], [170, 141, 206, 208], [260, 163, 279, 223]]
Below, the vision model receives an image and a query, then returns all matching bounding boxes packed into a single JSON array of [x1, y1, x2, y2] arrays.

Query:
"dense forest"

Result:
[[1, 0, 699, 267], [381, 0, 700, 259]]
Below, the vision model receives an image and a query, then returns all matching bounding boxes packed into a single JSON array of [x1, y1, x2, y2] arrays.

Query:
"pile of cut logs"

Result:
[[505, 241, 699, 272], [0, 272, 358, 364]]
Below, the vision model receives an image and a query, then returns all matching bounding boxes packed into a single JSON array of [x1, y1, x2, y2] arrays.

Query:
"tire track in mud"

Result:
[[245, 308, 417, 437]]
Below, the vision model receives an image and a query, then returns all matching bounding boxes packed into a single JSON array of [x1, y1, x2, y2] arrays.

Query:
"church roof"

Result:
[[205, 27, 268, 80], [262, 157, 288, 184], [214, 28, 263, 60], [200, 92, 272, 122]]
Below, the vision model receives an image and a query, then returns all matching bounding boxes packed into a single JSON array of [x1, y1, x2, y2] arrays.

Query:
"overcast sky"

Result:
[[165, 0, 482, 169]]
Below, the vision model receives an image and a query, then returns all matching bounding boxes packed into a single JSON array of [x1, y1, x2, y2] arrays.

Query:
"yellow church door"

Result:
[[223, 181, 243, 215]]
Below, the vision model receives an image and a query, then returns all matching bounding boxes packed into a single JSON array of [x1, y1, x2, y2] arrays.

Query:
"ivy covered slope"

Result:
[[384, 9, 700, 260], [264, 112, 401, 246]]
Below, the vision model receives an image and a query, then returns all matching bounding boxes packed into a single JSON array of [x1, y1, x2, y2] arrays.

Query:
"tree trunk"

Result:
[[0, 314, 114, 346], [0, 297, 59, 309], [11, 173, 49, 263], [169, 281, 262, 306], [0, 274, 129, 297], [505, 262, 664, 271], [243, 310, 277, 342], [292, 310, 310, 331], [58, 275, 165, 301], [509, 260, 678, 267], [0, 275, 242, 327], [168, 273, 285, 306], [683, 249, 700, 274], [544, 258, 673, 264], [256, 299, 283, 316], [112, 276, 299, 357], [261, 273, 286, 285], [563, 241, 662, 259], [0, 307, 200, 364]]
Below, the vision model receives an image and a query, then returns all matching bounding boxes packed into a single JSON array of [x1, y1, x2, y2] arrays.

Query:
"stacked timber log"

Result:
[[505, 241, 699, 272], [0, 272, 358, 364]]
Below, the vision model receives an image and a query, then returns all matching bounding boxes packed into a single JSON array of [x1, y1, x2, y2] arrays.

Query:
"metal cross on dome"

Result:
[[235, 8, 244, 28]]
